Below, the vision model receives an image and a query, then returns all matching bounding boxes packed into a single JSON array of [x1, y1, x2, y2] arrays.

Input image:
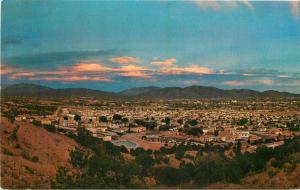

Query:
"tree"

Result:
[[145, 121, 157, 130], [99, 116, 108, 122], [44, 124, 56, 133], [113, 114, 122, 121], [185, 119, 198, 126], [122, 117, 129, 124], [135, 154, 155, 171], [187, 127, 203, 136], [32, 120, 42, 127], [175, 149, 185, 160], [214, 130, 219, 136], [287, 122, 300, 131], [180, 163, 194, 183], [159, 125, 170, 131], [76, 127, 94, 147], [74, 114, 81, 122], [177, 119, 183, 125], [51, 167, 73, 189], [162, 117, 171, 125], [154, 167, 181, 186], [70, 147, 88, 168], [237, 118, 248, 125], [194, 153, 228, 185], [9, 125, 19, 141]]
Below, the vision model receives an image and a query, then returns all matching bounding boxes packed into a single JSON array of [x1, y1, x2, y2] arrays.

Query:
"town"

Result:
[[2, 97, 300, 152]]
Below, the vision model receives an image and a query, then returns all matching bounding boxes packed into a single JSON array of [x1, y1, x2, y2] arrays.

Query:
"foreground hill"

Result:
[[205, 164, 300, 189], [1, 83, 299, 99], [1, 116, 300, 189], [0, 117, 77, 188]]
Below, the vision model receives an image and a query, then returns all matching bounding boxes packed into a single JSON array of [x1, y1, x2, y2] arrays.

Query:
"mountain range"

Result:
[[1, 83, 299, 99]]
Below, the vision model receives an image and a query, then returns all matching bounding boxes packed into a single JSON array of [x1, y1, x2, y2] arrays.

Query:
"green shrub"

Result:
[[15, 143, 21, 149], [21, 150, 31, 160], [3, 148, 14, 156], [25, 166, 35, 174], [31, 156, 39, 163], [44, 124, 56, 133]]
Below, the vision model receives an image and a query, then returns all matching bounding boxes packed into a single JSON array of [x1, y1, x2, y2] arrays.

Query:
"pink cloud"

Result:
[[72, 62, 112, 72], [116, 65, 150, 78], [118, 72, 151, 78], [160, 65, 214, 75], [28, 76, 112, 82], [117, 65, 148, 72], [151, 58, 176, 67], [0, 64, 24, 75], [9, 62, 152, 81], [109, 56, 140, 64], [258, 79, 274, 85], [242, 0, 255, 10], [0, 67, 14, 75], [224, 81, 249, 86], [290, 1, 299, 20], [195, 1, 254, 11], [10, 70, 73, 79], [224, 79, 274, 86]]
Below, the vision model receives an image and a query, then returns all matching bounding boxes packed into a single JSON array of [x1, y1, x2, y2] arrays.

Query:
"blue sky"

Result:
[[1, 1, 300, 93]]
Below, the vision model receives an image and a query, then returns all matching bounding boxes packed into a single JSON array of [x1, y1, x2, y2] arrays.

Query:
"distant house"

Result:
[[93, 131, 119, 141], [235, 131, 250, 139], [199, 135, 216, 142], [142, 134, 161, 142], [41, 118, 52, 125], [15, 116, 26, 122], [93, 133, 112, 141], [111, 128, 127, 135], [130, 126, 146, 133], [265, 141, 284, 149]]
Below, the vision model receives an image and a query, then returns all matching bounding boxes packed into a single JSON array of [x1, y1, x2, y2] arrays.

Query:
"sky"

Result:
[[1, 0, 300, 93]]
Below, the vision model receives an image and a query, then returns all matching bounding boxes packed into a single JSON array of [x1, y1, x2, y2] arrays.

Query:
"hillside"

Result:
[[119, 86, 161, 96], [1, 83, 119, 99], [1, 116, 300, 189], [1, 83, 299, 99], [205, 164, 300, 189], [0, 117, 77, 188], [136, 86, 299, 99]]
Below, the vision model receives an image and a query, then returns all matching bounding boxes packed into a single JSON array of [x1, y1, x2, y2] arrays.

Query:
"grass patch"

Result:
[[31, 156, 39, 163], [24, 166, 35, 174], [2, 148, 14, 156]]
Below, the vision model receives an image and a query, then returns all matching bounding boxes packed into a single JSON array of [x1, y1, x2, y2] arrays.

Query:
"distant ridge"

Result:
[[1, 83, 299, 99], [1, 83, 118, 99], [119, 86, 161, 96]]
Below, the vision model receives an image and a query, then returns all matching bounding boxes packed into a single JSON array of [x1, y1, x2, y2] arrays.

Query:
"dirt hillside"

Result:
[[1, 117, 77, 188]]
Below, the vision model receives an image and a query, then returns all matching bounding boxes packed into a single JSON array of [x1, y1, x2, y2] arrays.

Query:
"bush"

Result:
[[155, 167, 181, 185], [25, 166, 35, 174], [99, 116, 108, 122], [135, 154, 155, 171], [186, 127, 203, 136], [185, 119, 198, 126], [44, 124, 56, 133], [2, 148, 14, 156], [15, 143, 21, 149], [70, 147, 88, 168], [237, 118, 248, 125], [21, 150, 31, 160], [31, 156, 39, 163], [32, 120, 42, 127], [9, 127, 19, 141], [175, 150, 185, 160]]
